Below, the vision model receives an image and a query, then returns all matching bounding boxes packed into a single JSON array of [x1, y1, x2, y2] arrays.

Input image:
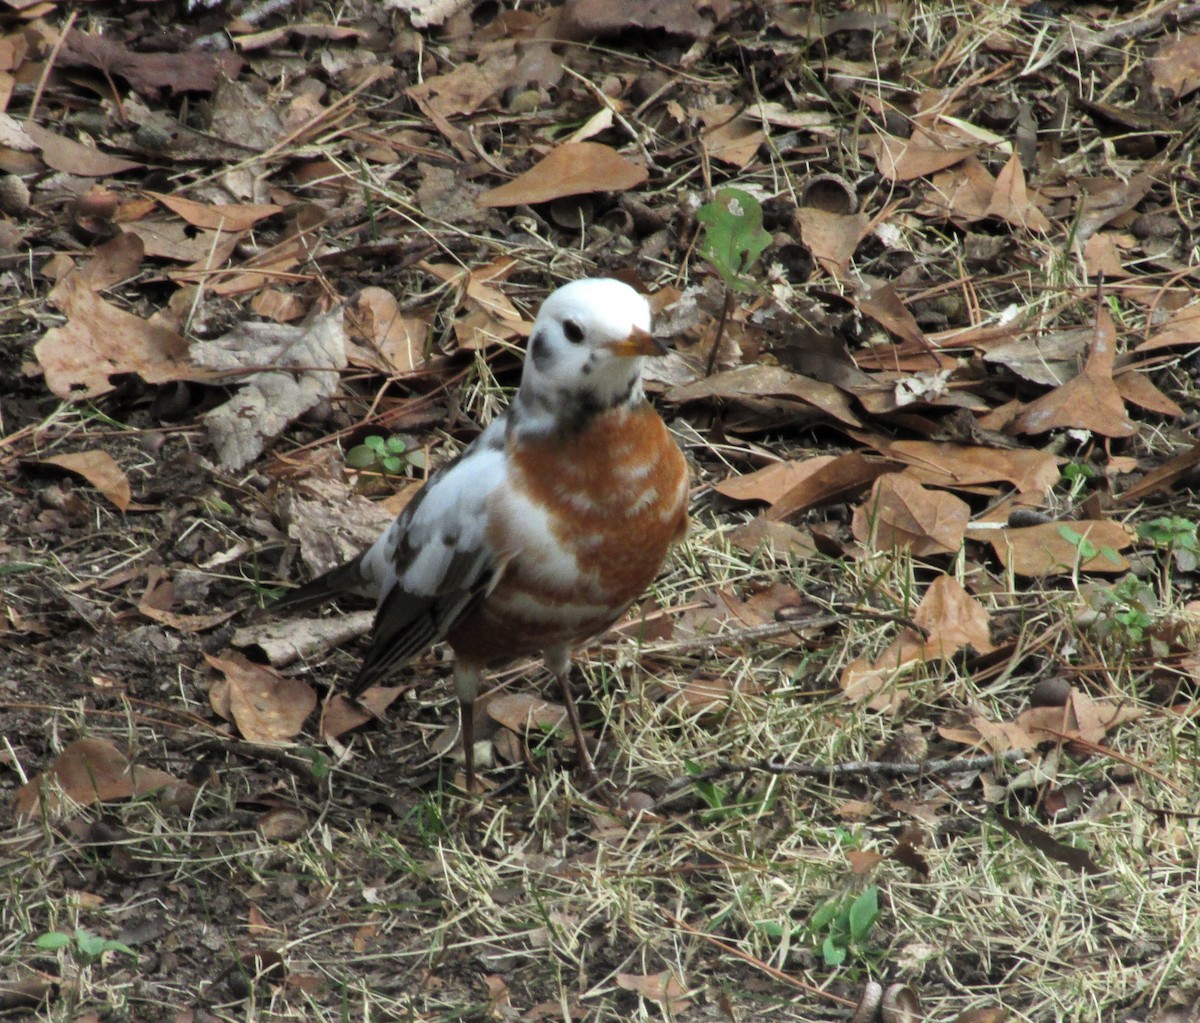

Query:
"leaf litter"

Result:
[[2, 1, 1200, 1021]]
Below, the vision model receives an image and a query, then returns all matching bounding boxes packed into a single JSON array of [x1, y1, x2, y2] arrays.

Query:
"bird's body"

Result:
[[279, 279, 688, 790]]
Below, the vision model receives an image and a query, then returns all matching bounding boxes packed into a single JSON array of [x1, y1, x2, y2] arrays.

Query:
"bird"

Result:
[[277, 278, 690, 792]]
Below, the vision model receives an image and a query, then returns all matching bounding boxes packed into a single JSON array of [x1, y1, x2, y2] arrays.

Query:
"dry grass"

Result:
[[4, 0, 1200, 1020]]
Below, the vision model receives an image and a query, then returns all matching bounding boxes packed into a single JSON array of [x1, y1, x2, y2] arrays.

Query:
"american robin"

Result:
[[279, 278, 689, 791]]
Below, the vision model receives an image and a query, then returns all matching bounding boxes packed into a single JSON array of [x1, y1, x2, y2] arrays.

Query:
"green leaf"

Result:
[[35, 932, 72, 950], [696, 187, 771, 291], [385, 436, 407, 454], [847, 887, 879, 943], [822, 934, 847, 966], [381, 455, 403, 474], [345, 445, 378, 470], [101, 939, 137, 958], [364, 435, 387, 453], [74, 929, 106, 957], [809, 901, 839, 932]]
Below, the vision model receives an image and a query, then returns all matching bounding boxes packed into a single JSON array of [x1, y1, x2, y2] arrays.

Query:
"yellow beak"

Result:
[[608, 326, 669, 357]]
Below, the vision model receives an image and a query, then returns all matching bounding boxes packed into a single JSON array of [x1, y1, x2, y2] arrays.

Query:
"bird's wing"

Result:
[[346, 418, 510, 695]]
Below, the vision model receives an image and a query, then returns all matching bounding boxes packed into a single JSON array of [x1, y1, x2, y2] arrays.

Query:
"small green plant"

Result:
[[36, 928, 136, 963], [1060, 462, 1098, 501], [345, 434, 425, 477], [808, 886, 880, 967], [1138, 515, 1199, 573], [683, 761, 778, 821], [1087, 575, 1158, 649], [1058, 524, 1122, 568], [696, 187, 771, 376], [696, 187, 771, 293]]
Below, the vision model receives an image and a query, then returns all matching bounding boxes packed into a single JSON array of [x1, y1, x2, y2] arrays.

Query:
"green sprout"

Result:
[[345, 434, 425, 477]]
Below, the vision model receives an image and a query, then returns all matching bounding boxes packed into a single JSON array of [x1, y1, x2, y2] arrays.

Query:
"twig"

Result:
[[663, 749, 1030, 793]]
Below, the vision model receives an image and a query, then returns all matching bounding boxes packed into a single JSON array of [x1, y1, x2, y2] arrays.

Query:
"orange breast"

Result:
[[447, 403, 688, 666]]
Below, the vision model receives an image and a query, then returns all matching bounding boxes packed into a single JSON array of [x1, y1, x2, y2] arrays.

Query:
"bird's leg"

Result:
[[545, 648, 602, 791], [453, 661, 480, 793]]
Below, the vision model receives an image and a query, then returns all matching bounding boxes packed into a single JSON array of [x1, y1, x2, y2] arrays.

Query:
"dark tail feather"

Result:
[[271, 554, 371, 613]]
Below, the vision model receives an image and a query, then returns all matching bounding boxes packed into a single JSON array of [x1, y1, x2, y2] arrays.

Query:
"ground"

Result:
[[2, 1, 1200, 1021]]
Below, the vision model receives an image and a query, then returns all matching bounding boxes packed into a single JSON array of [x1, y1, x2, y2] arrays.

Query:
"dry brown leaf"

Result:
[[151, 192, 282, 231], [191, 308, 347, 471], [486, 693, 568, 734], [767, 452, 890, 521], [348, 287, 429, 374], [851, 473, 969, 556], [794, 207, 871, 277], [666, 364, 863, 427], [853, 278, 927, 350], [40, 450, 131, 511], [565, 0, 729, 38], [713, 456, 836, 505], [1011, 304, 1136, 437], [1114, 370, 1184, 418], [1134, 302, 1200, 353], [615, 972, 691, 1013], [871, 126, 978, 181], [26, 122, 142, 176], [924, 156, 995, 222], [1150, 32, 1200, 100], [854, 438, 1059, 495], [34, 272, 191, 398], [726, 516, 819, 559], [696, 105, 765, 168], [206, 652, 317, 742], [477, 141, 648, 207], [983, 521, 1133, 576], [985, 152, 1051, 233], [13, 738, 180, 819], [320, 687, 406, 739], [914, 574, 994, 656], [841, 575, 991, 711]]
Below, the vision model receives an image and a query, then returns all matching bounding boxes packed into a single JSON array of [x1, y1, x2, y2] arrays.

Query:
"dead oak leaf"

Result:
[[38, 450, 130, 511], [615, 972, 691, 1013], [477, 141, 647, 207], [852, 473, 969, 556], [207, 652, 317, 742], [1011, 304, 1136, 437], [13, 738, 181, 819], [985, 153, 1051, 233], [34, 272, 190, 398], [982, 520, 1133, 576], [840, 575, 991, 711]]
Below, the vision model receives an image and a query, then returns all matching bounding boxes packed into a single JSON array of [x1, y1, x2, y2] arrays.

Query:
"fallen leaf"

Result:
[[39, 451, 131, 511], [1011, 304, 1137, 437], [151, 192, 283, 231], [191, 308, 347, 471], [985, 152, 1051, 232], [713, 456, 837, 505], [871, 126, 978, 181], [477, 141, 648, 207], [840, 575, 992, 710], [34, 272, 191, 398], [767, 452, 891, 521], [13, 738, 179, 818], [486, 693, 568, 734], [983, 521, 1133, 576], [348, 287, 429, 374], [795, 207, 872, 277], [851, 474, 970, 556], [26, 122, 142, 176], [565, 0, 729, 38], [853, 438, 1059, 495], [1150, 32, 1200, 100], [666, 363, 863, 427], [615, 972, 691, 1013], [696, 105, 765, 168], [206, 652, 317, 742], [1134, 302, 1200, 353]]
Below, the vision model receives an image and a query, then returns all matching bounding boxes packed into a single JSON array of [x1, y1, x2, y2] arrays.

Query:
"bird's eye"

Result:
[[563, 319, 584, 344]]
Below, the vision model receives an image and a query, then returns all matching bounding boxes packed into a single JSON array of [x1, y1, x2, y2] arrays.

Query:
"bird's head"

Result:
[[515, 279, 665, 433]]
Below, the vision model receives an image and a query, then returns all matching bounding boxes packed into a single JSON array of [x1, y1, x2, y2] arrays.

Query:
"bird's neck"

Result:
[[509, 368, 646, 440]]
